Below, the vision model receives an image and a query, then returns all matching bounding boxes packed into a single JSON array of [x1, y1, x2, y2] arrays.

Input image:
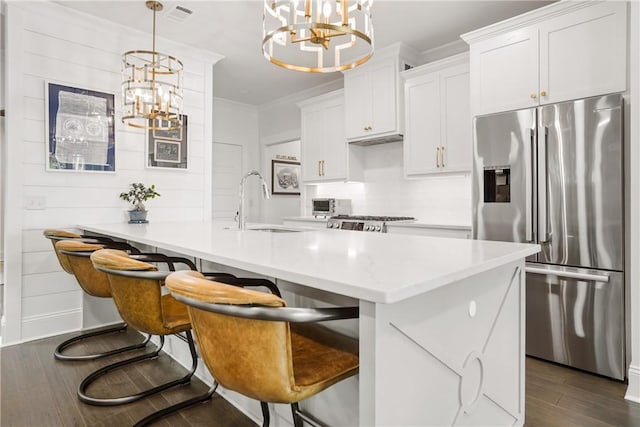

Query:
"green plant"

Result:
[[119, 183, 160, 211]]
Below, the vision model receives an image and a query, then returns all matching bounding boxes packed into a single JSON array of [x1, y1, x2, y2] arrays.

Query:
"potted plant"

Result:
[[119, 183, 160, 223]]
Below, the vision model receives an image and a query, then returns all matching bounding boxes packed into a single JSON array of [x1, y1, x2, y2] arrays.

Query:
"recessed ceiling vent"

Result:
[[165, 5, 193, 23]]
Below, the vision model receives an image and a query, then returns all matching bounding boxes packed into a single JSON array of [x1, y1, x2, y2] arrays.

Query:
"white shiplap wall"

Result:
[[3, 1, 222, 344]]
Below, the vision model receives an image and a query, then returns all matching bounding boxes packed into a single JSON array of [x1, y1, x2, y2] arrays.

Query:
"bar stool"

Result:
[[44, 229, 148, 361], [87, 249, 280, 425], [54, 239, 152, 361], [165, 270, 359, 427]]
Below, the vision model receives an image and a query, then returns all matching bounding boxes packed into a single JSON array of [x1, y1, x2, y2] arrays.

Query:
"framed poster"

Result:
[[45, 82, 116, 172], [271, 160, 300, 195], [147, 115, 188, 169]]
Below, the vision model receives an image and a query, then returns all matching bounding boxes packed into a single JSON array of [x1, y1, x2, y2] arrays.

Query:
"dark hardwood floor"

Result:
[[1, 329, 639, 426]]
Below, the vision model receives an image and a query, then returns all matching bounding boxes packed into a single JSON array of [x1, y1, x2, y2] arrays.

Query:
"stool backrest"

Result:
[[166, 270, 302, 403], [43, 229, 83, 273], [91, 249, 193, 336], [55, 240, 112, 297]]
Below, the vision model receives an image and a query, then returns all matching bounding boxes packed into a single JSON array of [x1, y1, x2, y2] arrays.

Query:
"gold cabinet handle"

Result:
[[530, 93, 537, 99], [321, 160, 325, 176], [318, 160, 321, 176], [540, 90, 547, 97], [441, 146, 446, 168], [436, 147, 440, 168]]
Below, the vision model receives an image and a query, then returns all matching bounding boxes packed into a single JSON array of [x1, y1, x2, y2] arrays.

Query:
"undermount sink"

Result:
[[247, 227, 306, 233]]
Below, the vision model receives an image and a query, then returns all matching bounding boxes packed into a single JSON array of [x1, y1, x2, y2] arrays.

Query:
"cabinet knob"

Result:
[[540, 90, 547, 97], [530, 93, 537, 99]]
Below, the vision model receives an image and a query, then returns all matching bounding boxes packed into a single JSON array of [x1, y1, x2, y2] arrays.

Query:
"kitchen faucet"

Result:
[[237, 170, 270, 230]]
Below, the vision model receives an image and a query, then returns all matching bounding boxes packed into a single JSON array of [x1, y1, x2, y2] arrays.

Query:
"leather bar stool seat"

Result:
[[165, 270, 359, 427]]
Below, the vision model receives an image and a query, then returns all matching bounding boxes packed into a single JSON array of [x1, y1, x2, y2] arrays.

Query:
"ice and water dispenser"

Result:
[[483, 167, 511, 203]]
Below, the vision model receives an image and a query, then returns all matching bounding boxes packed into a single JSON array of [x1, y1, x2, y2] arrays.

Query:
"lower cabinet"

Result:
[[386, 224, 471, 239]]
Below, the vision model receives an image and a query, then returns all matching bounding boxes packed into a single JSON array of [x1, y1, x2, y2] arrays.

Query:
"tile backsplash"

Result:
[[304, 142, 472, 225]]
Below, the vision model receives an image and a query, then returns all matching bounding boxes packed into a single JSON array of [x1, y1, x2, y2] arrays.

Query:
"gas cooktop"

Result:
[[327, 215, 416, 232]]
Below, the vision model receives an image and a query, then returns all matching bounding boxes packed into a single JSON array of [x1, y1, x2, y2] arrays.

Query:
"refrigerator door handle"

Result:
[[525, 128, 535, 242], [525, 266, 610, 283], [538, 126, 549, 243]]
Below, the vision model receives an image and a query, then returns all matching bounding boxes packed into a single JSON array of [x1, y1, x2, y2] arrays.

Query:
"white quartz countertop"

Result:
[[283, 216, 471, 230], [386, 222, 471, 230], [79, 220, 539, 304], [282, 216, 329, 222]]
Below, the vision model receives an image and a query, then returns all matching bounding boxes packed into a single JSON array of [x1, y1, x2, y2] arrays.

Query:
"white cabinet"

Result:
[[463, 1, 627, 115], [344, 43, 418, 143], [403, 54, 471, 176], [299, 90, 363, 183]]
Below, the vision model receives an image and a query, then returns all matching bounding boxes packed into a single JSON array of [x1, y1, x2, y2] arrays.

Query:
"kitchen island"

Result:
[[79, 220, 539, 426]]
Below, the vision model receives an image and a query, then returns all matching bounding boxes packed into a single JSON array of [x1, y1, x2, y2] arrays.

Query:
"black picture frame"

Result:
[[271, 160, 300, 195], [45, 82, 116, 172], [147, 115, 188, 169]]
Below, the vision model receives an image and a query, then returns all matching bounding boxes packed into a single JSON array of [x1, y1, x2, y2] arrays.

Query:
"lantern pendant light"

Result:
[[262, 0, 374, 73], [121, 1, 184, 130]]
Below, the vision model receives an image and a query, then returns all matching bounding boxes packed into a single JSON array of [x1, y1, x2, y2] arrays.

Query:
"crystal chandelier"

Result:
[[262, 0, 374, 73], [122, 1, 183, 130]]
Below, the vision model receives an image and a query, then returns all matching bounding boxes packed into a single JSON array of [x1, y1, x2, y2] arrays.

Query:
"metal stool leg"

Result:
[[133, 383, 218, 427], [54, 323, 151, 361], [261, 402, 271, 427], [78, 332, 199, 406]]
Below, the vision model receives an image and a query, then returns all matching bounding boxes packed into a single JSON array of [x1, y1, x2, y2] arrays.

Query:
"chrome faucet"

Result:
[[237, 170, 270, 230]]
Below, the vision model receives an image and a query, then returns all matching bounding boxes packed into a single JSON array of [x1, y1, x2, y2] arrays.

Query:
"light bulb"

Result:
[[322, 0, 331, 17]]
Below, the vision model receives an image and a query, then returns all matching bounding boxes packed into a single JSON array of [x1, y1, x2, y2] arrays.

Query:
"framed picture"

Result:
[[147, 115, 188, 169], [271, 160, 300, 195], [45, 82, 116, 172]]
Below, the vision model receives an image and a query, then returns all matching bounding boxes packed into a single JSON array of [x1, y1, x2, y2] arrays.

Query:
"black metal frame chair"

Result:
[[165, 271, 359, 427], [86, 249, 280, 426], [44, 231, 152, 361]]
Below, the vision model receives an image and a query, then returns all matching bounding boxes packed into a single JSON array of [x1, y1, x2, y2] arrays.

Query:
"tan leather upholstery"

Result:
[[44, 229, 83, 274], [91, 249, 191, 336], [55, 240, 111, 297], [166, 271, 359, 404], [43, 229, 82, 239]]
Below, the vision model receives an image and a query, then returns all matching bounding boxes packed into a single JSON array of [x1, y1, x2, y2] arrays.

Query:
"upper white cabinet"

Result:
[[344, 43, 418, 143], [298, 90, 363, 183], [403, 54, 471, 176], [462, 1, 627, 116]]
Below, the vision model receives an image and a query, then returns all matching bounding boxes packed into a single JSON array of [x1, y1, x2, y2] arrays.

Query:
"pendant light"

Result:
[[262, 0, 374, 73], [121, 1, 183, 130]]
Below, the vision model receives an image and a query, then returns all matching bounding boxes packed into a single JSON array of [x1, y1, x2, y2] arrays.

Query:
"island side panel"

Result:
[[359, 260, 525, 426]]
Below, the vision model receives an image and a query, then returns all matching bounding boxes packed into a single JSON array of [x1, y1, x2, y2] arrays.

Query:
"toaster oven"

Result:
[[312, 198, 351, 217]]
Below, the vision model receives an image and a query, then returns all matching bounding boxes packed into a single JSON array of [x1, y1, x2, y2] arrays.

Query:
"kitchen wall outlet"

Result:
[[24, 196, 46, 210]]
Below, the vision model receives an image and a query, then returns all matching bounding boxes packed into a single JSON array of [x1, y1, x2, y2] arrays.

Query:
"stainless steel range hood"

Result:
[[348, 133, 403, 146]]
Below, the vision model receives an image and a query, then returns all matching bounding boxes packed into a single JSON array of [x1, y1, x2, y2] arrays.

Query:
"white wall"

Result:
[[212, 98, 261, 221], [261, 140, 301, 224], [1, 5, 5, 261], [2, 1, 221, 344], [625, 0, 640, 403]]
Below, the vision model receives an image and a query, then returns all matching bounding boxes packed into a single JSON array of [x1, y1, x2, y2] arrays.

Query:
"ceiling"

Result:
[[56, 0, 553, 106]]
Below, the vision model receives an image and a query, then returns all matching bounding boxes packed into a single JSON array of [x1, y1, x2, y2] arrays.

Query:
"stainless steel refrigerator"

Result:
[[472, 93, 625, 380]]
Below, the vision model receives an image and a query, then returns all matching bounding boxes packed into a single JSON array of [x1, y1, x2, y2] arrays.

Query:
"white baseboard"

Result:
[[20, 309, 82, 343], [625, 364, 640, 403]]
